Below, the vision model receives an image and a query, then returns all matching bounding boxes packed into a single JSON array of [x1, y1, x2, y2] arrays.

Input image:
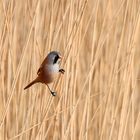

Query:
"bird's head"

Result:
[[47, 51, 62, 65]]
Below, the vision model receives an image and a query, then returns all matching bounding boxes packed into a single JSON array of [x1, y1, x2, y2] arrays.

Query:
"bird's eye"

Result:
[[53, 55, 59, 64]]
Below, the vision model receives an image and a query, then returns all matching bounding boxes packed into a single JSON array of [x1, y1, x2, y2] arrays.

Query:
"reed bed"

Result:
[[0, 0, 140, 139]]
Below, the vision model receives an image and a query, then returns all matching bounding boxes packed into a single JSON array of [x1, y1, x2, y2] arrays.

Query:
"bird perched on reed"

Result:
[[24, 51, 65, 96]]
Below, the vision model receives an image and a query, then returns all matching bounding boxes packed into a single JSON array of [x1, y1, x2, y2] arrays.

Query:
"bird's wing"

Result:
[[37, 66, 43, 75], [37, 56, 47, 75]]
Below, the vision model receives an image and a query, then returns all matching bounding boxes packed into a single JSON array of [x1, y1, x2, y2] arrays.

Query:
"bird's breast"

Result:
[[40, 64, 59, 84], [46, 64, 59, 73]]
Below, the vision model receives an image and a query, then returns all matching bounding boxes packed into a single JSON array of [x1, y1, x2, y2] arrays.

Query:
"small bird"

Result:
[[24, 51, 65, 96]]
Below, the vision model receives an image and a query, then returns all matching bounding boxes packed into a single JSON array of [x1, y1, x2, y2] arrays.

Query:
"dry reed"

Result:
[[0, 0, 140, 139]]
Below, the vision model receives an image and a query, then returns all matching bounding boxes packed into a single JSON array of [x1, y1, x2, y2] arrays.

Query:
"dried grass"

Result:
[[0, 0, 140, 139]]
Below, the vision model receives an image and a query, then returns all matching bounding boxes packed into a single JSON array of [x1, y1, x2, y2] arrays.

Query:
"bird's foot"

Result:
[[59, 69, 65, 74], [51, 91, 57, 96]]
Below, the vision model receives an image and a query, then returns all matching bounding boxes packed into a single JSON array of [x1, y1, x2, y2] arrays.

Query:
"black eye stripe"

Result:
[[53, 55, 59, 64]]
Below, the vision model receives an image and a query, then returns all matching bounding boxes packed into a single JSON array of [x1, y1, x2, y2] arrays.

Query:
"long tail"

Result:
[[24, 77, 40, 90]]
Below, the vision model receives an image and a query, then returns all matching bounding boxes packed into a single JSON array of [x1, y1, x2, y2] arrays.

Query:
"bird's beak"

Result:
[[59, 55, 62, 59]]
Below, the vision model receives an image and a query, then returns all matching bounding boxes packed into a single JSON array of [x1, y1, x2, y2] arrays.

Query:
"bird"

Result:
[[24, 51, 65, 96]]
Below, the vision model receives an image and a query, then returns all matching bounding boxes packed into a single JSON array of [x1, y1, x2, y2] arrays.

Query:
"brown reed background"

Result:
[[0, 0, 140, 139]]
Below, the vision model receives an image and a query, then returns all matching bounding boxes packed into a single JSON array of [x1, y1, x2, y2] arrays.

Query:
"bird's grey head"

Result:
[[47, 51, 62, 65]]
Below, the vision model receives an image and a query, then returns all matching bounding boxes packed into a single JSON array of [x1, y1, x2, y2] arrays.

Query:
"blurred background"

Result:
[[0, 0, 140, 139]]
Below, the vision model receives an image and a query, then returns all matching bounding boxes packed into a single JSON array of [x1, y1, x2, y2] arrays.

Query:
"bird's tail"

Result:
[[24, 77, 40, 90]]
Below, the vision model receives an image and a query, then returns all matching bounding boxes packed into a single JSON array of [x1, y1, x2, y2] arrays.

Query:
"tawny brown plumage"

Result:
[[24, 51, 65, 96]]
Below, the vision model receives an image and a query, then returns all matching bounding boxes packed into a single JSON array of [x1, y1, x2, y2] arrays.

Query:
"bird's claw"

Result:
[[59, 69, 65, 74], [51, 91, 57, 96]]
